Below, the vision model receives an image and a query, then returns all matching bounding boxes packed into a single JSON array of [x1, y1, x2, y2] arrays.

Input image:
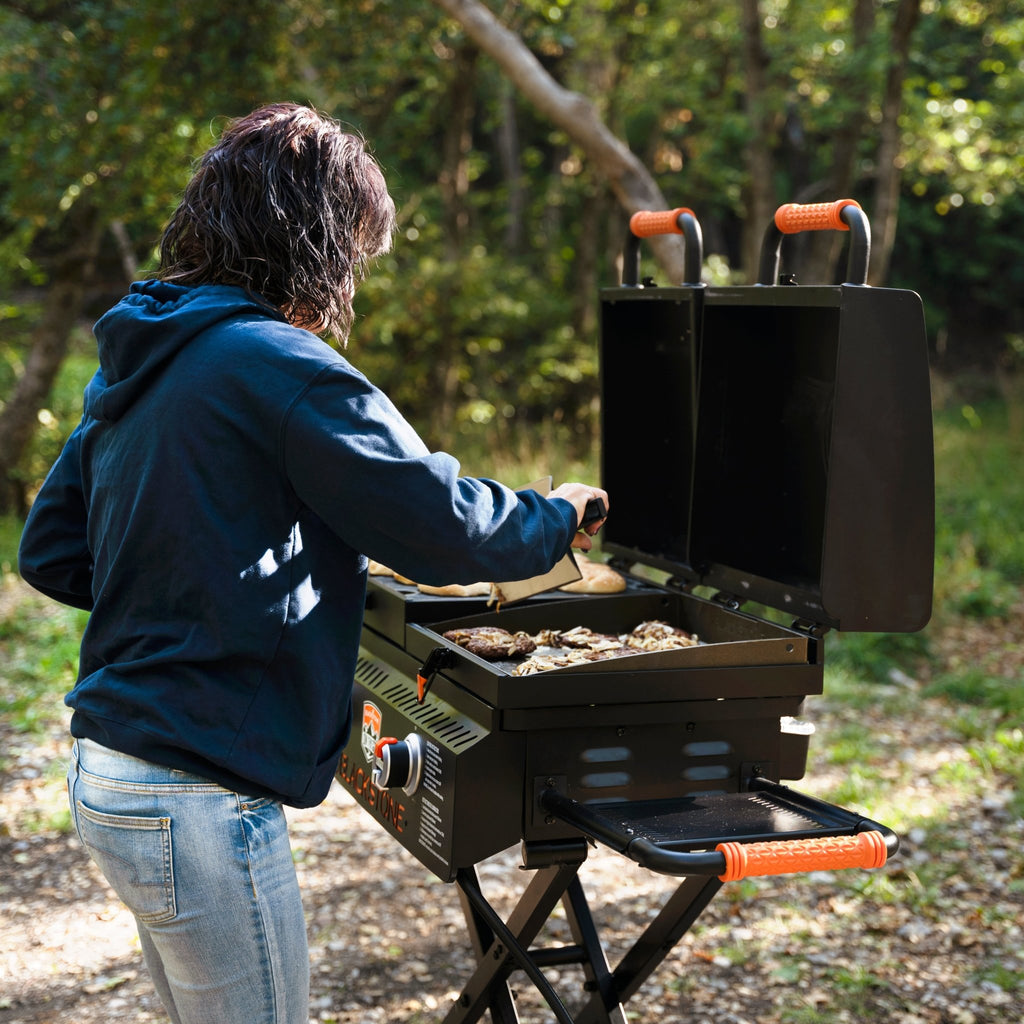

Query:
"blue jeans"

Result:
[[68, 739, 309, 1024]]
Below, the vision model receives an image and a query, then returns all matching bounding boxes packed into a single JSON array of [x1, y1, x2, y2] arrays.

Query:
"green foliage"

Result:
[[0, 0, 302, 287], [4, 0, 1023, 488], [932, 401, 1024, 598], [827, 630, 931, 682], [0, 587, 87, 741], [0, 514, 23, 577], [0, 330, 98, 504], [350, 238, 600, 465]]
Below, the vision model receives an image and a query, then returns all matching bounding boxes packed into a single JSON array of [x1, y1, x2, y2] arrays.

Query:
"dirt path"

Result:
[[2, 668, 1022, 1023]]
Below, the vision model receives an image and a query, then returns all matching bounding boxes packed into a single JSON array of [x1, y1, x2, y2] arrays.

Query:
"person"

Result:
[[17, 102, 608, 1024]]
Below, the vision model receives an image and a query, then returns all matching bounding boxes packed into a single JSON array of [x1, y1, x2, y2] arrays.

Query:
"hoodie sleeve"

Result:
[[18, 424, 95, 611], [281, 366, 577, 586]]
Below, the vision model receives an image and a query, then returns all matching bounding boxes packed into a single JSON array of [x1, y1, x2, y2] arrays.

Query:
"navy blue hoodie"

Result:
[[18, 281, 577, 806]]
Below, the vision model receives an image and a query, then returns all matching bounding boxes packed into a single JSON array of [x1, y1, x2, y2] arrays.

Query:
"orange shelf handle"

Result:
[[717, 830, 888, 882], [774, 199, 862, 234], [629, 207, 697, 238]]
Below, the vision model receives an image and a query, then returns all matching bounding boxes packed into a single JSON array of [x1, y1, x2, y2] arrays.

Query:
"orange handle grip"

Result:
[[630, 207, 696, 238], [774, 199, 862, 234], [717, 830, 888, 882]]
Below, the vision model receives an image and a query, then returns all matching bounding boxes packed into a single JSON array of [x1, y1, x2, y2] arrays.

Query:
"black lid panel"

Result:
[[689, 297, 838, 597], [598, 284, 934, 632], [599, 287, 703, 575]]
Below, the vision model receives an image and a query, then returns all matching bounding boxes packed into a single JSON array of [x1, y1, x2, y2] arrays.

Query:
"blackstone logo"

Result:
[[361, 701, 382, 763]]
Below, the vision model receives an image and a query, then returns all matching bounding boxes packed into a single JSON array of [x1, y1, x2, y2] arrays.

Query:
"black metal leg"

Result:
[[444, 859, 722, 1024], [607, 875, 723, 1004], [445, 860, 584, 1024], [453, 866, 520, 1024], [560, 877, 628, 1024]]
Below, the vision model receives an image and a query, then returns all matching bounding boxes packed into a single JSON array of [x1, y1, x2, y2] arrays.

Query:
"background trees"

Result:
[[2, 0, 1021, 509]]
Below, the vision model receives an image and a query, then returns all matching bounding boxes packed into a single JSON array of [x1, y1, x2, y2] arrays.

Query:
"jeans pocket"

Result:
[[75, 800, 177, 924]]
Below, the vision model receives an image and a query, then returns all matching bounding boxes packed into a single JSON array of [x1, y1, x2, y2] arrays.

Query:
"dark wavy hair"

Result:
[[158, 103, 395, 342]]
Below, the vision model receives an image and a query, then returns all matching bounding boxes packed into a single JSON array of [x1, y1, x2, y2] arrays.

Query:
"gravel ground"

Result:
[[2, 608, 1022, 1024]]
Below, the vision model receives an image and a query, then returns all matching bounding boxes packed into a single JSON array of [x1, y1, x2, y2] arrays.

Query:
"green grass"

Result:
[[932, 400, 1024, 607], [0, 513, 23, 577], [0, 572, 87, 742]]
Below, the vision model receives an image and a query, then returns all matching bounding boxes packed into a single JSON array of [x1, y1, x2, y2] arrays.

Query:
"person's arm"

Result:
[[282, 367, 605, 585], [18, 425, 94, 611]]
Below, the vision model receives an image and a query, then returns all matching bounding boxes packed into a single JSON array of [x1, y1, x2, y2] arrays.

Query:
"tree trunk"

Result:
[[740, 0, 776, 282], [495, 80, 525, 252], [438, 43, 478, 257], [429, 0, 689, 284], [869, 0, 922, 286], [0, 204, 102, 516], [805, 0, 876, 282], [430, 42, 479, 446]]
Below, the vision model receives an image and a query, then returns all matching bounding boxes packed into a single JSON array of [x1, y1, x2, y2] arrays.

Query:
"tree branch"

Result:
[[428, 0, 690, 283]]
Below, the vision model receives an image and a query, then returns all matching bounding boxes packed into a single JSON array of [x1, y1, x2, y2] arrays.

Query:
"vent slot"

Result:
[[354, 655, 486, 753], [354, 657, 392, 689], [683, 740, 732, 757], [683, 764, 731, 781], [581, 771, 633, 789], [581, 746, 632, 764]]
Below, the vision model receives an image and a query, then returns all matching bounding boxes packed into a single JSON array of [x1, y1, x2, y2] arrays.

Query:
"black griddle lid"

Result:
[[599, 282, 934, 633]]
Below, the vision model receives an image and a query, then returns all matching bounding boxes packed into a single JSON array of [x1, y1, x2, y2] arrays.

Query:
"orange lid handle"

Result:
[[774, 199, 862, 234], [717, 830, 888, 882], [630, 207, 696, 238], [374, 736, 398, 759]]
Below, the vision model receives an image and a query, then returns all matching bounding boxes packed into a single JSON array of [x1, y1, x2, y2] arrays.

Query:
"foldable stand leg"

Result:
[[454, 871, 520, 1024], [445, 855, 586, 1024], [560, 877, 628, 1024], [592, 875, 723, 1017], [444, 846, 723, 1024]]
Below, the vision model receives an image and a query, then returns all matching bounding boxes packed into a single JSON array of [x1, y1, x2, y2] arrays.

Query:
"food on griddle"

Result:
[[541, 625, 625, 652], [367, 560, 393, 576], [513, 647, 630, 675], [557, 557, 627, 594], [512, 620, 700, 675], [626, 620, 701, 651], [443, 626, 538, 659], [444, 619, 701, 671]]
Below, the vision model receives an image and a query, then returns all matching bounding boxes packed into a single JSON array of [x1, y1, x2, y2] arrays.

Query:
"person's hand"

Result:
[[547, 483, 609, 551]]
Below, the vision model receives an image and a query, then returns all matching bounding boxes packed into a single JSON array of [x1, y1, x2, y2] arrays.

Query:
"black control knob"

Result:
[[372, 733, 424, 795]]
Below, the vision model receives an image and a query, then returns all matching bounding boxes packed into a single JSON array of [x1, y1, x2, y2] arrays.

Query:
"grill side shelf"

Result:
[[539, 781, 898, 879]]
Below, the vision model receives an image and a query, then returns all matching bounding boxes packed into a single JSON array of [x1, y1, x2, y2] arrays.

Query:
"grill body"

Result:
[[338, 579, 821, 882]]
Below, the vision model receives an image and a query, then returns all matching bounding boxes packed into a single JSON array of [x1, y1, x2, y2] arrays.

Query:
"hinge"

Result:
[[664, 575, 696, 593], [790, 618, 830, 639], [712, 590, 743, 611]]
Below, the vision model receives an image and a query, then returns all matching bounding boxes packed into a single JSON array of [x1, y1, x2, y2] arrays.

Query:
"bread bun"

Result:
[[417, 581, 492, 597], [559, 558, 626, 594]]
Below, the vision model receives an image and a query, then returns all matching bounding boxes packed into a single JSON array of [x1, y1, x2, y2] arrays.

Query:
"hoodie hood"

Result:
[[88, 280, 284, 422]]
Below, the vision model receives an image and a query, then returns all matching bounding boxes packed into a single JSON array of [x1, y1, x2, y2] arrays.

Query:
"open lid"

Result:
[[600, 201, 934, 632]]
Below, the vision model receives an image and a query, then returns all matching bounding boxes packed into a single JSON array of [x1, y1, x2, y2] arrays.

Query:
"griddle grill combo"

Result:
[[334, 200, 934, 1023]]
